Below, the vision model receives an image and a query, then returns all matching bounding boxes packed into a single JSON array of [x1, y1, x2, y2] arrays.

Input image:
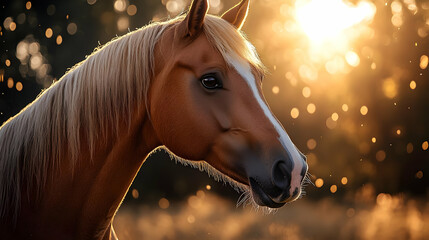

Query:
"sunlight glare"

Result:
[[295, 0, 376, 43]]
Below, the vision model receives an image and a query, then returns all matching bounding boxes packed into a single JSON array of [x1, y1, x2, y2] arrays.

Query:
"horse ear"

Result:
[[221, 0, 250, 30], [179, 0, 209, 38]]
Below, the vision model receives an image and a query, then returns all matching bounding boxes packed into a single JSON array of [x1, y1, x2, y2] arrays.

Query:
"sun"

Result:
[[295, 0, 376, 44]]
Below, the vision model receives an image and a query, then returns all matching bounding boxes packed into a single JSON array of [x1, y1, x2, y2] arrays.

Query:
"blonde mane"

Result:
[[0, 14, 266, 220]]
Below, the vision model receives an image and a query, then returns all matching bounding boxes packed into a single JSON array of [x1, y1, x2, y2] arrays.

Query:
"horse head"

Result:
[[149, 0, 308, 208]]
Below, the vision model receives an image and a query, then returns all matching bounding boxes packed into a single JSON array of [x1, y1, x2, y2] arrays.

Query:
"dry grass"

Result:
[[114, 192, 429, 240]]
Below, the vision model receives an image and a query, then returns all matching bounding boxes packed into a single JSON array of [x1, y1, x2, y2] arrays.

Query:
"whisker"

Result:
[[237, 191, 251, 208]]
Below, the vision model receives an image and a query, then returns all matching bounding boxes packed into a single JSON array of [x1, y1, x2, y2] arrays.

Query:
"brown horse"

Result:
[[0, 0, 308, 239]]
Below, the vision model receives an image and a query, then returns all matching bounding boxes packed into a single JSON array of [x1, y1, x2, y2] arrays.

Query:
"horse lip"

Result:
[[249, 178, 285, 208]]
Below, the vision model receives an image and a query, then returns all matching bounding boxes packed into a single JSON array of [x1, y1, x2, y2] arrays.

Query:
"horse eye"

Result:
[[200, 74, 222, 89]]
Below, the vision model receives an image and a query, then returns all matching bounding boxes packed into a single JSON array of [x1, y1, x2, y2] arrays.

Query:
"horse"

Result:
[[0, 0, 308, 239]]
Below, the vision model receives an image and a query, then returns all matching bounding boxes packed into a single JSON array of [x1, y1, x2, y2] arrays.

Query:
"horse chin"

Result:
[[249, 177, 287, 208]]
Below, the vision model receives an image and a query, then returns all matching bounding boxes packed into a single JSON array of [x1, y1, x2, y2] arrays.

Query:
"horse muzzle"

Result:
[[209, 129, 308, 208], [247, 157, 308, 208]]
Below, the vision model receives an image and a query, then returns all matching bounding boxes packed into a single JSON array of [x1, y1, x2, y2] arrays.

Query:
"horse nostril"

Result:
[[272, 160, 292, 190]]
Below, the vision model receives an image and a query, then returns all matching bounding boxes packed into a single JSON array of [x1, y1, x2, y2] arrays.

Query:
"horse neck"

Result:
[[41, 47, 161, 238], [48, 42, 162, 238], [69, 103, 158, 239]]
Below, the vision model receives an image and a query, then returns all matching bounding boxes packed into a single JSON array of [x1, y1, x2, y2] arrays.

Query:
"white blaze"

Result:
[[227, 54, 305, 196]]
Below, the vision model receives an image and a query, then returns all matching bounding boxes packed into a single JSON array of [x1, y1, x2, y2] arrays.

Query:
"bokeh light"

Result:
[[45, 28, 53, 38], [67, 23, 77, 35], [360, 106, 368, 115], [420, 55, 428, 69], [25, 1, 31, 10], [114, 0, 127, 12], [132, 189, 139, 199], [272, 86, 279, 94], [330, 185, 337, 193], [302, 86, 311, 98], [315, 178, 324, 188], [159, 198, 170, 209], [307, 138, 317, 150], [423, 141, 428, 151], [341, 177, 348, 185], [16, 82, 23, 91], [291, 107, 299, 119], [307, 103, 316, 114], [127, 5, 137, 16], [56, 35, 63, 45], [409, 80, 416, 90]]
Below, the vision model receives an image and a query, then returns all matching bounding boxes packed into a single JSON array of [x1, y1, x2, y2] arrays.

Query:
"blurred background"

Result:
[[1, 0, 429, 239]]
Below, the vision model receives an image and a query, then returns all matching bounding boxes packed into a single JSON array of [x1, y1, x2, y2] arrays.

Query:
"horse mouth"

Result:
[[249, 178, 286, 208]]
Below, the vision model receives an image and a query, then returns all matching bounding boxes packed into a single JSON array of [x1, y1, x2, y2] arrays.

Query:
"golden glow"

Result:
[[420, 55, 428, 69], [196, 190, 205, 198], [159, 198, 170, 209], [382, 78, 398, 99], [341, 177, 348, 185], [45, 28, 53, 38], [325, 56, 346, 74], [302, 86, 311, 98], [7, 77, 14, 88], [67, 23, 77, 35], [5, 59, 10, 67], [114, 0, 127, 12], [326, 117, 337, 129], [187, 215, 195, 223], [371, 137, 376, 143], [210, 0, 221, 8], [9, 22, 16, 31], [166, 0, 185, 14], [307, 103, 316, 114], [377, 193, 392, 206], [295, 0, 376, 43], [423, 141, 428, 151], [56, 35, 63, 45], [205, 185, 211, 190], [391, 1, 402, 14], [407, 143, 413, 153], [291, 107, 300, 119], [26, 1, 32, 10], [410, 80, 416, 90], [396, 129, 401, 135], [330, 185, 337, 193], [188, 196, 200, 208], [272, 86, 280, 94], [360, 106, 368, 115], [3, 17, 13, 30], [127, 5, 137, 16], [30, 54, 42, 70], [131, 189, 139, 199], [342, 104, 349, 112], [345, 51, 360, 67], [117, 17, 129, 31], [307, 138, 317, 150], [16, 82, 23, 91], [315, 178, 324, 187], [331, 112, 339, 121]]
